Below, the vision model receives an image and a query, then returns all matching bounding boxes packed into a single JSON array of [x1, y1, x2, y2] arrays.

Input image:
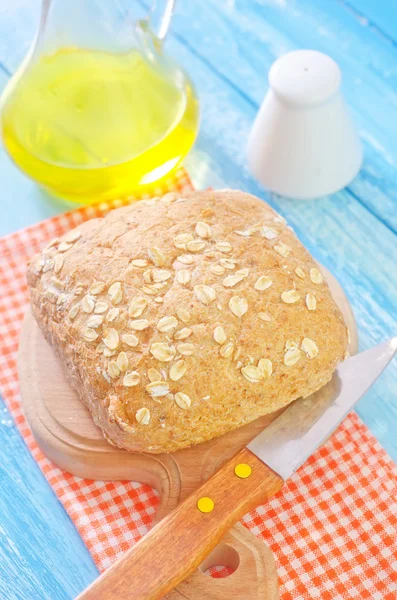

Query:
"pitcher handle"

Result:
[[149, 0, 175, 41]]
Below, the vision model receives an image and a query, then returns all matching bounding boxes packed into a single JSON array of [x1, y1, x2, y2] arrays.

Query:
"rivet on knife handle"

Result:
[[197, 497, 214, 513], [234, 463, 252, 479]]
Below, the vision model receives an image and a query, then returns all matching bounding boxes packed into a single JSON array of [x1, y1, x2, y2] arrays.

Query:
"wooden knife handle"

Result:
[[77, 447, 284, 600]]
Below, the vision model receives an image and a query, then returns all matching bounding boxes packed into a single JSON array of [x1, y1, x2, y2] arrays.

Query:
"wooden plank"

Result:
[[343, 0, 397, 43], [0, 398, 98, 599], [0, 0, 37, 73]]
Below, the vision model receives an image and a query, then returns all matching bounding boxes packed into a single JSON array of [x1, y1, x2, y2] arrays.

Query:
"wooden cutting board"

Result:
[[18, 265, 357, 600]]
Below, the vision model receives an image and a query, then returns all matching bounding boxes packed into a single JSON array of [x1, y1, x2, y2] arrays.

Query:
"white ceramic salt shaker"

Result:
[[247, 50, 362, 200]]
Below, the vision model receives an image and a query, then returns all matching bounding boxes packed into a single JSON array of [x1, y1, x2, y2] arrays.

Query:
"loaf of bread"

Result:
[[27, 190, 348, 453]]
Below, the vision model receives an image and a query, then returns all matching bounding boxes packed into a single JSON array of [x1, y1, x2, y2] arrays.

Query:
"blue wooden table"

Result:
[[0, 1, 396, 598]]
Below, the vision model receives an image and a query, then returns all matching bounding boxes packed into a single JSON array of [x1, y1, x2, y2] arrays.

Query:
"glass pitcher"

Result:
[[0, 0, 199, 203]]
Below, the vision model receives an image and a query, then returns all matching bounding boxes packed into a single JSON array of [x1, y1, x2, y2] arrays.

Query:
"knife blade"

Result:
[[248, 337, 397, 480], [78, 338, 396, 600]]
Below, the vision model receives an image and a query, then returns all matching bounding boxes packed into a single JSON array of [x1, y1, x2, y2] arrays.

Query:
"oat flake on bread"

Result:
[[27, 190, 348, 453]]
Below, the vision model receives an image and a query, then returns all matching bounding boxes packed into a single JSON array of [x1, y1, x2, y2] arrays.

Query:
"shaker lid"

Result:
[[268, 49, 341, 108]]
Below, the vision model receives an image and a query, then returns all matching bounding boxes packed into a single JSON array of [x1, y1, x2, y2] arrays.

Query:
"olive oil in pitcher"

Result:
[[1, 46, 199, 203]]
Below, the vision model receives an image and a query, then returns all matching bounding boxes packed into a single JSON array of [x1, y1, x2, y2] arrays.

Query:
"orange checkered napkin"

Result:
[[0, 169, 396, 599]]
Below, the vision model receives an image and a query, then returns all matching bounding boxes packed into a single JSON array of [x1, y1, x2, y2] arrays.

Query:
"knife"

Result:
[[77, 338, 396, 600]]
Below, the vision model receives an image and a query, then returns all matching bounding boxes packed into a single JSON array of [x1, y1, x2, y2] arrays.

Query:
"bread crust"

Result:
[[27, 190, 348, 453]]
